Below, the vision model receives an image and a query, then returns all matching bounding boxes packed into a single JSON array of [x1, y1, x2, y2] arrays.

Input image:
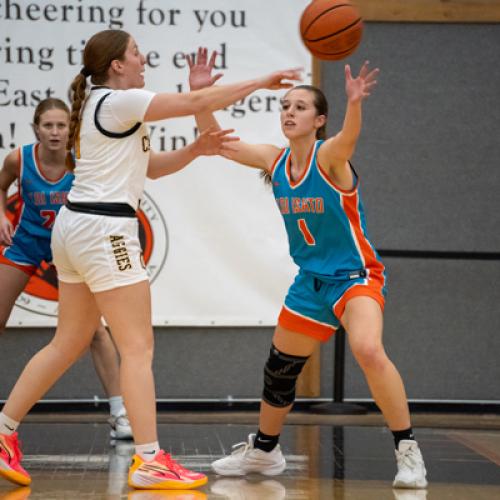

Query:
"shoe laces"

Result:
[[16, 442, 24, 462], [9, 434, 23, 462], [116, 414, 130, 426], [230, 440, 251, 456], [397, 446, 420, 471], [157, 450, 189, 475]]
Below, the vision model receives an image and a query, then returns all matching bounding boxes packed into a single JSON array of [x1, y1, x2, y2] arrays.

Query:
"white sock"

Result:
[[136, 441, 160, 461], [0, 412, 20, 435], [109, 396, 126, 417]]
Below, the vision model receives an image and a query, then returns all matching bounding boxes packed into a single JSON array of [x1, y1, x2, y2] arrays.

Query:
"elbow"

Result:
[[146, 168, 159, 180]]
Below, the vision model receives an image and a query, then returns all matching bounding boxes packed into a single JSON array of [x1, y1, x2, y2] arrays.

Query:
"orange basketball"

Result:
[[300, 0, 363, 61]]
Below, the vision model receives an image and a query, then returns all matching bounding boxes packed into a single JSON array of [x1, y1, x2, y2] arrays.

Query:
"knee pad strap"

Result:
[[262, 345, 309, 408]]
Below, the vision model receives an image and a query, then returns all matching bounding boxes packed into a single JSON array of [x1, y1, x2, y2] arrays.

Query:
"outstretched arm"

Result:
[[144, 61, 302, 123], [187, 47, 283, 171], [0, 150, 19, 245], [147, 127, 239, 179], [318, 61, 379, 186]]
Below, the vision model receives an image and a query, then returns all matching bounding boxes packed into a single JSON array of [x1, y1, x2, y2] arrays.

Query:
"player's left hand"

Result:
[[187, 47, 223, 91], [345, 61, 379, 102], [193, 126, 240, 156]]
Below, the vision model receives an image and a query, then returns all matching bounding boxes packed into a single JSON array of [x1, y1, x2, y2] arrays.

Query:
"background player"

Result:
[[0, 98, 132, 440]]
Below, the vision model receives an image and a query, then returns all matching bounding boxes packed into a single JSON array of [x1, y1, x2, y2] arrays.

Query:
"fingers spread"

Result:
[[208, 50, 218, 68], [345, 64, 352, 80], [359, 60, 370, 79], [211, 73, 224, 85], [365, 68, 380, 83]]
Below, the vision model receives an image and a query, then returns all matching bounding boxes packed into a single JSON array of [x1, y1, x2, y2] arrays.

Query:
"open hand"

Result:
[[345, 61, 379, 102], [194, 127, 240, 156], [259, 68, 303, 90], [187, 47, 223, 91]]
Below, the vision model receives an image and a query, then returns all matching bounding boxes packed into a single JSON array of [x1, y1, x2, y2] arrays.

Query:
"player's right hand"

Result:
[[259, 68, 303, 90], [0, 216, 13, 246]]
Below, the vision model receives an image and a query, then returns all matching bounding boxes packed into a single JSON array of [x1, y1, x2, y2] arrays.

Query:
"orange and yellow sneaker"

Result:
[[128, 490, 206, 499], [0, 486, 32, 500], [0, 433, 31, 486], [128, 450, 207, 490]]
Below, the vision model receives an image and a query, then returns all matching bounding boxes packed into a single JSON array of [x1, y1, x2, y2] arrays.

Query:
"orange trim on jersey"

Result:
[[12, 193, 23, 229], [333, 283, 385, 322], [269, 148, 286, 178], [286, 141, 316, 188], [15, 147, 21, 177], [34, 143, 67, 183], [278, 306, 337, 342], [342, 191, 385, 278], [0, 253, 37, 276], [317, 160, 358, 195]]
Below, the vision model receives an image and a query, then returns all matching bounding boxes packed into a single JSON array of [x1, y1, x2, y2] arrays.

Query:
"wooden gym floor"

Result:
[[0, 411, 499, 499]]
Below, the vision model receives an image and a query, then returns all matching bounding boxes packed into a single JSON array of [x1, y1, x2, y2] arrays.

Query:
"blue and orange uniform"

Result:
[[270, 140, 386, 341], [0, 143, 74, 275]]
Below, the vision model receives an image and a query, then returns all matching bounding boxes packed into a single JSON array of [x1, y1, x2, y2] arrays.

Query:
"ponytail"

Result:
[[66, 73, 87, 170], [316, 123, 327, 140], [260, 169, 272, 185], [65, 30, 131, 170]]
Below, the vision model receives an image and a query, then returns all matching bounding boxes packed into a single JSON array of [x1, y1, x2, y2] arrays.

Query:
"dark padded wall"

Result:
[[322, 23, 500, 252], [319, 23, 500, 402], [0, 327, 275, 400], [322, 259, 500, 401]]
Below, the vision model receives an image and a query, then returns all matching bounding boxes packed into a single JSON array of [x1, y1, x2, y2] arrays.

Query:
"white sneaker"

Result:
[[211, 478, 286, 500], [393, 440, 428, 489], [393, 489, 428, 500], [212, 434, 286, 476], [108, 414, 133, 440]]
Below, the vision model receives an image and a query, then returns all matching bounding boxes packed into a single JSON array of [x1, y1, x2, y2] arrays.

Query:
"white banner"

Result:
[[1, 0, 312, 326]]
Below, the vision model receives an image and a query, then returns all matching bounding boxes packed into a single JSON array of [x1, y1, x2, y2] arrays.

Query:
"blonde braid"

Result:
[[66, 73, 88, 170]]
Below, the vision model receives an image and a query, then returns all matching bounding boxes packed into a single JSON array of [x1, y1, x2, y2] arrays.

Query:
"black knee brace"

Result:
[[262, 344, 309, 408]]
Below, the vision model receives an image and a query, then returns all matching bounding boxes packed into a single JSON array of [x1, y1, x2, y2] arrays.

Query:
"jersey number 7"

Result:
[[40, 209, 57, 229]]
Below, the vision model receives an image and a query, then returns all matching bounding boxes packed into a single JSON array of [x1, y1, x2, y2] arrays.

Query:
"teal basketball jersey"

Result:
[[16, 143, 74, 239], [270, 140, 385, 282]]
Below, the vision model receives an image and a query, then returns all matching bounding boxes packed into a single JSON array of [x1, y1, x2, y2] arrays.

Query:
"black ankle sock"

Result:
[[392, 427, 415, 448], [254, 430, 280, 452]]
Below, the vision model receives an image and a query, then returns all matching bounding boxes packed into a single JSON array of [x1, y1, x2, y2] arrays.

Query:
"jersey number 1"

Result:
[[297, 219, 316, 246]]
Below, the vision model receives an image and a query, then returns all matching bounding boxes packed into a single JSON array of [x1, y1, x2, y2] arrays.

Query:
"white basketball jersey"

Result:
[[69, 87, 155, 210]]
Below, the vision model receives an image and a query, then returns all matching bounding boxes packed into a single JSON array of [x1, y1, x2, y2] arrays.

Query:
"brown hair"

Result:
[[290, 85, 329, 140], [261, 85, 329, 184], [34, 98, 70, 125], [65, 29, 131, 169]]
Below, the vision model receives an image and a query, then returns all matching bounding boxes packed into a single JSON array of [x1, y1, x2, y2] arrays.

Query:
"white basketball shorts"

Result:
[[52, 206, 149, 293]]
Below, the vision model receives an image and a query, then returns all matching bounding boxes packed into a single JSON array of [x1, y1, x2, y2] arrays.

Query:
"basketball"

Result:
[[300, 0, 363, 61]]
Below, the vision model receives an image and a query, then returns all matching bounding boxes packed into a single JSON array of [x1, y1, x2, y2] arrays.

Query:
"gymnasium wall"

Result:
[[321, 23, 500, 402], [1, 22, 499, 405]]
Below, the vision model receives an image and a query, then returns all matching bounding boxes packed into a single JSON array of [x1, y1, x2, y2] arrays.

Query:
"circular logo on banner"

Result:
[[3, 191, 168, 318]]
